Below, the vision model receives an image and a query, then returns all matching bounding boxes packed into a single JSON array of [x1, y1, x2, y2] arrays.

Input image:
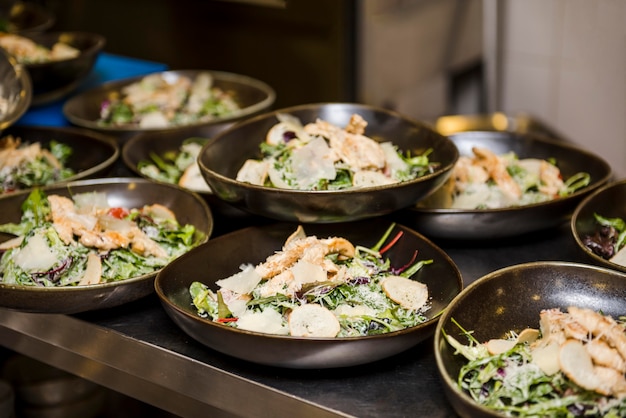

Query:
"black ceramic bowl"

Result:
[[17, 31, 106, 106], [197, 102, 459, 223], [0, 47, 31, 130], [571, 179, 626, 273], [434, 261, 626, 418], [63, 69, 276, 136], [0, 178, 213, 314], [122, 124, 252, 221], [155, 219, 463, 368], [397, 131, 612, 240], [0, 2, 54, 34], [1, 125, 119, 194]]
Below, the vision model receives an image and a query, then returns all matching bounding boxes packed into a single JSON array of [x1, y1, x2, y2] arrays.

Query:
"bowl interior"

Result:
[[21, 31, 106, 104], [155, 219, 463, 368], [197, 103, 459, 223], [63, 70, 276, 133], [395, 131, 612, 240], [433, 131, 612, 206], [203, 103, 453, 179], [122, 124, 231, 180], [571, 179, 626, 273], [1, 125, 119, 190], [435, 261, 626, 417], [0, 178, 213, 314]]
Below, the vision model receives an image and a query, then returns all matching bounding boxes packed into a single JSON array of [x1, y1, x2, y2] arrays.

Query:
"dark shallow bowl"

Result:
[[17, 31, 106, 106], [434, 261, 626, 418], [397, 131, 612, 240], [0, 178, 213, 314], [197, 102, 459, 223], [0, 47, 31, 130], [0, 2, 54, 34], [63, 69, 275, 135], [122, 123, 253, 222], [155, 219, 463, 369], [1, 125, 119, 194], [571, 178, 626, 273]]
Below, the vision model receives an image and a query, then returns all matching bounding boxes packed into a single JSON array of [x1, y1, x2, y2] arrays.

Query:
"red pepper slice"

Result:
[[216, 317, 238, 323], [379, 231, 404, 254]]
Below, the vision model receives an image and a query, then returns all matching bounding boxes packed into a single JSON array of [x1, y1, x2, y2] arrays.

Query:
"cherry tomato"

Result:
[[108, 207, 130, 219]]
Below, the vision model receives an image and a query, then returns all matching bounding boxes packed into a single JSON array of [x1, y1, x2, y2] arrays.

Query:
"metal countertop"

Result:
[[0, 220, 587, 418]]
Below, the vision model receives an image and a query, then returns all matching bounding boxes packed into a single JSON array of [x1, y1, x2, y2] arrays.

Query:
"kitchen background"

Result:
[[40, 0, 626, 177], [1, 0, 624, 416]]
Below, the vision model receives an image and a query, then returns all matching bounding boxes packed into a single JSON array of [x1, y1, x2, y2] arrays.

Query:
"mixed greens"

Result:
[[98, 72, 241, 128], [0, 136, 75, 193], [137, 137, 209, 191], [0, 189, 202, 286], [445, 309, 626, 417], [236, 113, 439, 191], [190, 223, 434, 337], [424, 147, 591, 209]]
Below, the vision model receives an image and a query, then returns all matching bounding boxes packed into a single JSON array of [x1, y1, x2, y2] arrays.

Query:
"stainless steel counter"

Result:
[[0, 217, 588, 418]]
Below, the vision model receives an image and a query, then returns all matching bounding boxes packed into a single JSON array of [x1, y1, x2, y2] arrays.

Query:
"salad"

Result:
[[0, 135, 75, 193], [424, 146, 590, 209], [190, 223, 433, 338], [98, 72, 241, 129], [235, 113, 439, 191], [445, 307, 626, 417], [0, 189, 201, 286], [0, 33, 80, 63], [137, 137, 210, 192], [582, 213, 626, 266]]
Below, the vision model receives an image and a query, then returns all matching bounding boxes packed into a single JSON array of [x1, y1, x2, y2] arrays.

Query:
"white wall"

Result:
[[357, 0, 484, 122], [487, 0, 626, 177]]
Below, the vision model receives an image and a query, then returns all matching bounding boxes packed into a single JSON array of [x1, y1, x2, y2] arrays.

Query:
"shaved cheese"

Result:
[[73, 192, 109, 212], [139, 111, 169, 128], [380, 142, 409, 175], [224, 297, 249, 318], [216, 264, 262, 295], [237, 309, 289, 335], [290, 136, 336, 189], [291, 259, 327, 287], [13, 233, 57, 272], [333, 304, 377, 317]]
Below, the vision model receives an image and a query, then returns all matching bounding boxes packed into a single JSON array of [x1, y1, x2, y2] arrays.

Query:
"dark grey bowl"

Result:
[[63, 69, 276, 135], [197, 102, 459, 223], [397, 131, 612, 240], [155, 219, 463, 368], [0, 47, 31, 130], [122, 123, 252, 221], [0, 178, 213, 314], [434, 261, 626, 418], [19, 31, 106, 106], [0, 2, 54, 34], [1, 125, 119, 193], [571, 178, 626, 273]]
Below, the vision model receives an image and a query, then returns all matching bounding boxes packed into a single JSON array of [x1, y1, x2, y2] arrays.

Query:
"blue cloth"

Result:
[[16, 52, 169, 127]]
